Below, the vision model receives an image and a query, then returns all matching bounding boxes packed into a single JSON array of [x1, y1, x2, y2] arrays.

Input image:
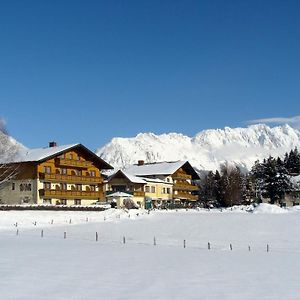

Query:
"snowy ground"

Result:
[[1, 205, 300, 299]]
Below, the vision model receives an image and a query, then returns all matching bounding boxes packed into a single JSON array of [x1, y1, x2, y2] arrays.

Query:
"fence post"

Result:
[[267, 244, 269, 252], [183, 239, 186, 248], [64, 231, 67, 239], [248, 245, 251, 252], [41, 230, 44, 238], [123, 236, 126, 244], [51, 219, 53, 225], [16, 229, 19, 236], [230, 243, 233, 251], [96, 232, 98, 242], [154, 236, 156, 246], [208, 242, 211, 250], [69, 219, 72, 224]]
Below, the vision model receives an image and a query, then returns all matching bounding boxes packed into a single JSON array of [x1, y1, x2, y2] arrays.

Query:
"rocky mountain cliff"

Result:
[[96, 124, 300, 171]]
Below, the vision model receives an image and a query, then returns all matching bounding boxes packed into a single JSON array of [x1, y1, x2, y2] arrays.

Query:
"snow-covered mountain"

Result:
[[0, 131, 26, 163], [96, 124, 300, 171]]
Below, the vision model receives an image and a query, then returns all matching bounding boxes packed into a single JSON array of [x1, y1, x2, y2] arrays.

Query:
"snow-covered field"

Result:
[[1, 205, 300, 299]]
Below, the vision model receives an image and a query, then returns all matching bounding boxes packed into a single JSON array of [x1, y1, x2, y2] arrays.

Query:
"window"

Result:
[[12, 183, 15, 190], [90, 170, 96, 177], [60, 183, 67, 190], [19, 183, 31, 192], [74, 169, 82, 176], [167, 188, 171, 194], [69, 153, 73, 160], [44, 182, 51, 190], [145, 186, 150, 193], [43, 199, 52, 205], [43, 166, 51, 174], [151, 186, 156, 193], [90, 185, 96, 191], [61, 199, 67, 205], [76, 184, 82, 191], [74, 199, 81, 205], [61, 168, 67, 175]]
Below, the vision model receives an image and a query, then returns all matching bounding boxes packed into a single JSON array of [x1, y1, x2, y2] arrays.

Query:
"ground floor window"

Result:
[[43, 198, 52, 205], [74, 199, 81, 205], [60, 199, 67, 205]]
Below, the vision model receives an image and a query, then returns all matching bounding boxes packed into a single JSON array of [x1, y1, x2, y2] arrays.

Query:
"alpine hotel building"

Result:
[[0, 142, 113, 205]]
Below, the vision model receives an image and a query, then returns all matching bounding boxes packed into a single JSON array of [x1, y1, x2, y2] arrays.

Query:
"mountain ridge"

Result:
[[96, 124, 300, 171]]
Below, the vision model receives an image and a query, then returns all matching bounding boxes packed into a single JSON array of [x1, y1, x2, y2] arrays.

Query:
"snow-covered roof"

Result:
[[108, 170, 173, 185], [124, 161, 200, 179], [6, 143, 113, 169], [108, 170, 147, 184], [106, 192, 133, 198], [125, 161, 187, 176], [12, 144, 79, 162], [142, 177, 172, 184]]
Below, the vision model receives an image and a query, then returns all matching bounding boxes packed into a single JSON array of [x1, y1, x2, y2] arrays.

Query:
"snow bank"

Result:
[[252, 203, 288, 214]]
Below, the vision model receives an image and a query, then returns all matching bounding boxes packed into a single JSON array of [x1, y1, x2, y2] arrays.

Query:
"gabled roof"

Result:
[[124, 161, 200, 179], [108, 170, 146, 184], [8, 143, 113, 169], [108, 170, 174, 185]]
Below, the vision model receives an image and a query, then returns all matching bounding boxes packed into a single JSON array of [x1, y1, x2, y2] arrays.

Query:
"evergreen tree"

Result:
[[284, 148, 300, 175], [252, 156, 290, 204]]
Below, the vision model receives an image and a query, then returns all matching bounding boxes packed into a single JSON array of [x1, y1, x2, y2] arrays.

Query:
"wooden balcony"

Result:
[[55, 158, 92, 168], [172, 173, 192, 180], [133, 191, 145, 197], [39, 189, 102, 200], [173, 183, 198, 191], [39, 173, 102, 184], [173, 192, 198, 201]]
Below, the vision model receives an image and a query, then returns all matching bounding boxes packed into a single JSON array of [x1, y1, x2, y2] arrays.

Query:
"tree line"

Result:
[[199, 148, 300, 207]]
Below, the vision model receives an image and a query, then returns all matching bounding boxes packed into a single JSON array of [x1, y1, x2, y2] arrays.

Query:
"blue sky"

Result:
[[1, 0, 300, 150]]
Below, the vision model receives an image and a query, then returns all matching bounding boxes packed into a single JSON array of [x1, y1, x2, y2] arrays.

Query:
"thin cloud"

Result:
[[248, 115, 300, 130]]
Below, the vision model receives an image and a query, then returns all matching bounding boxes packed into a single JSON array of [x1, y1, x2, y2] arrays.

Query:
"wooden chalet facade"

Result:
[[0, 143, 113, 205]]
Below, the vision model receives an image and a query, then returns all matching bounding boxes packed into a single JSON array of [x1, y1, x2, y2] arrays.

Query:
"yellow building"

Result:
[[106, 160, 199, 208], [0, 142, 113, 205], [106, 170, 173, 208]]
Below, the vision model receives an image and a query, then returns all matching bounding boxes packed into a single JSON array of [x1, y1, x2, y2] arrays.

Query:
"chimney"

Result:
[[138, 160, 144, 166], [49, 141, 57, 148]]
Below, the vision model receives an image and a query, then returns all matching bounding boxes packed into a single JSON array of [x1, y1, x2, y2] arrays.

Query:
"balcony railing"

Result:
[[39, 189, 102, 200], [172, 173, 192, 180], [173, 183, 198, 191], [39, 173, 102, 184], [133, 191, 145, 197], [173, 192, 198, 201], [55, 158, 92, 168]]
